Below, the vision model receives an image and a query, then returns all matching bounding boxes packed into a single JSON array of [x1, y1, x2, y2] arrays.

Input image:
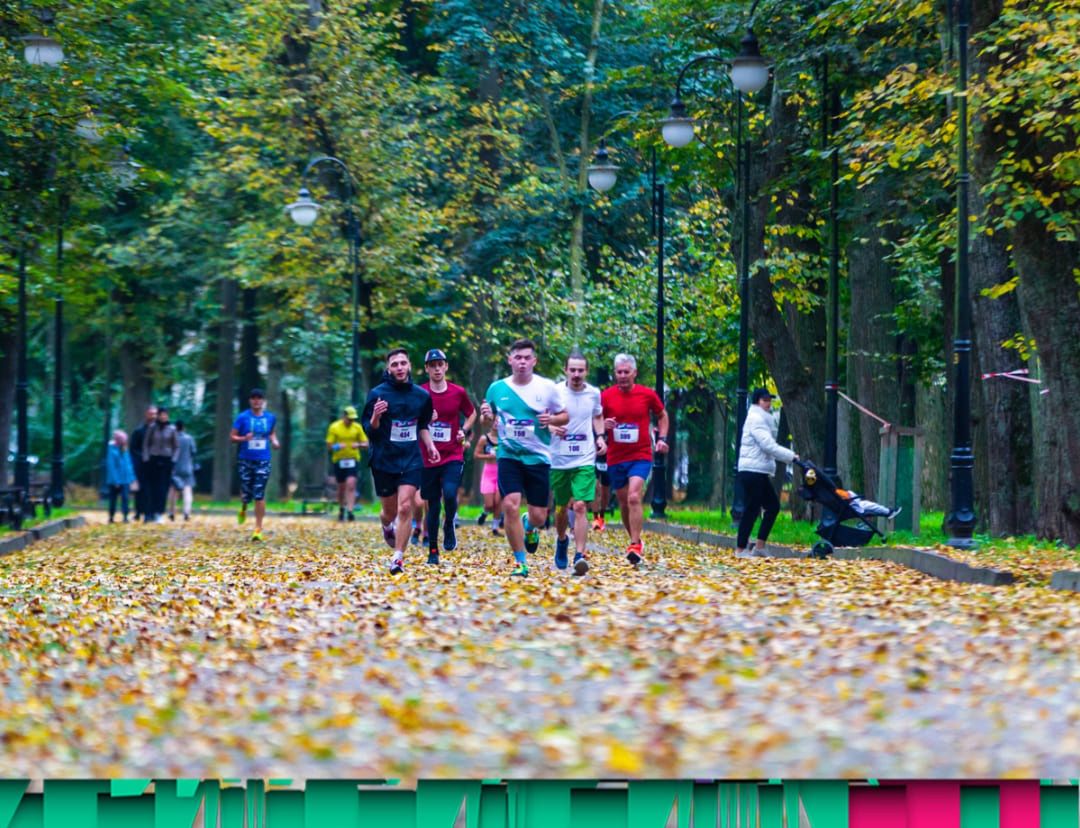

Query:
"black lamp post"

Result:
[[586, 139, 669, 517], [822, 60, 841, 484], [287, 156, 362, 406], [15, 12, 65, 499], [660, 31, 769, 520], [50, 192, 68, 507], [945, 0, 977, 547]]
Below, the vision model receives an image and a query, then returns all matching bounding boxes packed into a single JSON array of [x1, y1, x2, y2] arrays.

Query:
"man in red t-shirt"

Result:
[[420, 348, 477, 564], [601, 353, 669, 566]]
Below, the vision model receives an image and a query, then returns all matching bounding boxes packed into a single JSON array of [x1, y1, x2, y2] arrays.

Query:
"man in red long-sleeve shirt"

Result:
[[601, 353, 669, 567]]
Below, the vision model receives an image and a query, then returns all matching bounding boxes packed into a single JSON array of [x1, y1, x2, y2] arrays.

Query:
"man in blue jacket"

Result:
[[362, 348, 439, 574]]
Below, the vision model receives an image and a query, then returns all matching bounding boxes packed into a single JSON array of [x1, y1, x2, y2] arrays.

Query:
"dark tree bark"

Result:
[[237, 287, 261, 411], [968, 187, 1035, 536], [212, 279, 238, 500], [0, 318, 15, 486], [119, 346, 153, 433]]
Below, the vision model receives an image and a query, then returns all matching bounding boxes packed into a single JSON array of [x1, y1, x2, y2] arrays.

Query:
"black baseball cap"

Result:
[[751, 387, 773, 404], [249, 388, 265, 399], [425, 348, 448, 364]]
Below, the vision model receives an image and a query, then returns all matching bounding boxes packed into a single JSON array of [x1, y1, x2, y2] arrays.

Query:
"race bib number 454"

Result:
[[391, 419, 418, 442]]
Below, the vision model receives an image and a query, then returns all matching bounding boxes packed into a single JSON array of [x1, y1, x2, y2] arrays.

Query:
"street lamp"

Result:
[[945, 0, 977, 547], [287, 157, 362, 406], [586, 139, 668, 517], [661, 32, 769, 521]]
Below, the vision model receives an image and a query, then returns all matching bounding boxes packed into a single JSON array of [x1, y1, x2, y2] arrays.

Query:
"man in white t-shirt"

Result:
[[480, 338, 568, 577], [549, 351, 606, 575]]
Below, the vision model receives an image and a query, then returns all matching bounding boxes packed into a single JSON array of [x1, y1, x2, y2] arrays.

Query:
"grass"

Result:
[[0, 506, 77, 536]]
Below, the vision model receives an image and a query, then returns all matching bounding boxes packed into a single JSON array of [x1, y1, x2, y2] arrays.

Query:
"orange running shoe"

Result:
[[592, 514, 605, 532], [626, 541, 643, 566]]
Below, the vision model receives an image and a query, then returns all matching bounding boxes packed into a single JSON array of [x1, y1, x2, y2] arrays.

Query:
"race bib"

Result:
[[391, 419, 417, 442], [338, 458, 356, 469], [558, 433, 588, 456], [507, 417, 535, 441], [429, 422, 452, 443], [596, 461, 608, 472], [248, 439, 267, 450], [613, 423, 639, 444]]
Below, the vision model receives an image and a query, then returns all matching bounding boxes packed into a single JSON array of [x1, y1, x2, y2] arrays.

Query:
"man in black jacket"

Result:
[[129, 405, 157, 521], [362, 348, 439, 574]]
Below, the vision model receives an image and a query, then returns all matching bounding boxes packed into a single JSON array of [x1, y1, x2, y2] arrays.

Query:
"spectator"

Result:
[[142, 406, 178, 523], [735, 388, 798, 558], [168, 420, 197, 521], [129, 405, 157, 520], [105, 429, 136, 523]]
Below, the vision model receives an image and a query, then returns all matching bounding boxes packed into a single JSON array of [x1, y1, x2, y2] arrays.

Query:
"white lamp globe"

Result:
[[661, 117, 696, 148], [730, 31, 769, 94], [286, 189, 320, 226], [23, 34, 64, 66]]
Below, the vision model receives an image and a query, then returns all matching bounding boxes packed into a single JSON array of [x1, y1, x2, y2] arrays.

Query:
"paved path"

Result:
[[0, 516, 1077, 777]]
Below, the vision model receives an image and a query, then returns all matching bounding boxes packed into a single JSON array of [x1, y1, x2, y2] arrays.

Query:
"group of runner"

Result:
[[228, 338, 669, 577]]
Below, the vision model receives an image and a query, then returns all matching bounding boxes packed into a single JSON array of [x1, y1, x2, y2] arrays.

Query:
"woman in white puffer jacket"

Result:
[[736, 388, 798, 557]]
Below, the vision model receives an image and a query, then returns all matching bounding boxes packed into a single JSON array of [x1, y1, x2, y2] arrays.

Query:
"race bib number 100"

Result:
[[558, 433, 588, 456], [391, 419, 418, 442]]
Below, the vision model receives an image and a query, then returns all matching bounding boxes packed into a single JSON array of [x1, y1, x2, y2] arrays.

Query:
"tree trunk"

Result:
[[119, 346, 153, 433], [968, 187, 1034, 536], [212, 279, 238, 500], [0, 319, 15, 486], [238, 286, 261, 411]]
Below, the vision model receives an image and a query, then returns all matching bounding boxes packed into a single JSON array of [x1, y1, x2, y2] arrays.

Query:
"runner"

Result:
[[592, 457, 610, 532], [601, 354, 669, 566], [474, 424, 502, 534], [480, 338, 568, 577], [230, 388, 280, 541], [325, 405, 369, 522], [549, 350, 605, 575], [361, 348, 439, 575], [420, 348, 476, 565]]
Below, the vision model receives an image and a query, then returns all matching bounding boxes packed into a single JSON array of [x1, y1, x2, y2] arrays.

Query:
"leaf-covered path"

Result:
[[1, 516, 1077, 778]]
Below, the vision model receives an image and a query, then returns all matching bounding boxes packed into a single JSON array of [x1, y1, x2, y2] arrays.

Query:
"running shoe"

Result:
[[573, 553, 589, 576], [554, 536, 569, 570], [389, 556, 405, 575], [427, 550, 440, 565], [251, 530, 264, 542], [411, 522, 421, 545], [477, 511, 488, 526], [443, 517, 457, 551], [510, 563, 529, 578], [525, 526, 541, 555], [346, 510, 355, 522], [382, 523, 396, 548], [626, 541, 643, 566], [592, 514, 605, 532], [237, 505, 247, 525]]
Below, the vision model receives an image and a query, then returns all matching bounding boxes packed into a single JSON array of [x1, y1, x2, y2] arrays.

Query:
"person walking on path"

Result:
[[601, 354, 669, 567], [735, 388, 799, 558], [480, 338, 568, 578], [325, 405, 369, 522], [142, 406, 179, 523], [105, 429, 136, 523], [550, 351, 606, 575], [474, 424, 503, 535], [167, 421, 197, 521], [129, 405, 156, 521], [230, 388, 280, 541], [362, 348, 439, 575], [420, 348, 477, 565]]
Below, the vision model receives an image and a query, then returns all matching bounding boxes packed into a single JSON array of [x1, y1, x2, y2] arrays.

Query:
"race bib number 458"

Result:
[[507, 418, 535, 440], [429, 422, 452, 443], [391, 419, 418, 442]]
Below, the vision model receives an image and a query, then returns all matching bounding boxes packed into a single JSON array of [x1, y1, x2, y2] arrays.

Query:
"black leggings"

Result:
[[737, 471, 780, 549]]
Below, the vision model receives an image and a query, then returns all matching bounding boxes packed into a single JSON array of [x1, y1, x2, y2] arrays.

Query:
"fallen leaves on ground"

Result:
[[922, 539, 1080, 587], [0, 515, 1077, 779]]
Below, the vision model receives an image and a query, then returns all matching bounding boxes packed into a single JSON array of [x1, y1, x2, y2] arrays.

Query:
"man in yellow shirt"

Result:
[[325, 405, 369, 522]]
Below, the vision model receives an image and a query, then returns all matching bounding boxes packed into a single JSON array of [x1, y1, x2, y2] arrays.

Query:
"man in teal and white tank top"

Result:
[[480, 338, 568, 577]]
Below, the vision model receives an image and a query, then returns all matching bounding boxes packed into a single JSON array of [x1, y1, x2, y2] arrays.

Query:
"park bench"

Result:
[[299, 477, 337, 515], [0, 482, 52, 531]]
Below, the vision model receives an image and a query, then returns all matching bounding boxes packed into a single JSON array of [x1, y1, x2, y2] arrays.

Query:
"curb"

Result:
[[1050, 571, 1080, 592], [643, 519, 1017, 586], [0, 516, 87, 557]]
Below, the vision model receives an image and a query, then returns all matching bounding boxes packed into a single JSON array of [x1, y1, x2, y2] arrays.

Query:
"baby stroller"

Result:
[[795, 459, 887, 557]]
